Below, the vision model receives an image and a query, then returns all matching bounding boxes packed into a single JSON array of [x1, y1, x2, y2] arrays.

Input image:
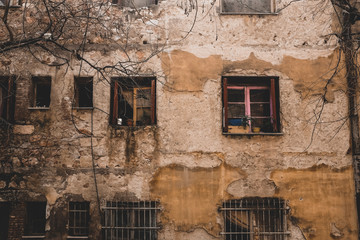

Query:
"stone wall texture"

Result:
[[0, 0, 358, 239]]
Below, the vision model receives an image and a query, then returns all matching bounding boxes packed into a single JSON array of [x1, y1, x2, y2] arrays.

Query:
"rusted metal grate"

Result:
[[220, 198, 289, 240], [68, 202, 90, 237], [102, 201, 160, 240]]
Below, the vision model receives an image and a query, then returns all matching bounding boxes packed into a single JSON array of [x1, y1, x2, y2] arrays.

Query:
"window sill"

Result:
[[67, 236, 89, 239], [72, 107, 94, 110], [111, 124, 156, 129], [22, 236, 45, 239], [28, 107, 49, 110], [219, 12, 278, 15], [223, 132, 283, 136]]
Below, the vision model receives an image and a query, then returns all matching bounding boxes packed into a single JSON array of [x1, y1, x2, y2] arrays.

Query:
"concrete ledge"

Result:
[[13, 125, 35, 135]]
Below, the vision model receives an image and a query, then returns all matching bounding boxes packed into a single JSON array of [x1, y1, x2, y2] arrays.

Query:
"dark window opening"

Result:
[[102, 201, 160, 240], [110, 77, 156, 127], [24, 202, 46, 236], [223, 76, 280, 134], [112, 0, 158, 8], [0, 202, 10, 240], [74, 77, 93, 108], [220, 198, 288, 240], [32, 77, 51, 108], [0, 76, 16, 123], [69, 202, 90, 237], [0, 0, 21, 7], [221, 0, 273, 14]]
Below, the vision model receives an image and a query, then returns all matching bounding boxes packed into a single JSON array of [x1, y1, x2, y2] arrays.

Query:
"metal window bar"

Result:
[[69, 202, 90, 237], [102, 201, 160, 240], [220, 198, 289, 240]]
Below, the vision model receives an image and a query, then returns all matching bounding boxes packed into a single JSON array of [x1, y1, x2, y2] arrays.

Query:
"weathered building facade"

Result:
[[0, 0, 359, 239]]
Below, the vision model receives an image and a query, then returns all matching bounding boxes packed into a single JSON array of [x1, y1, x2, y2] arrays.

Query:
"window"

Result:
[[221, 0, 274, 14], [0, 0, 21, 7], [24, 202, 46, 237], [74, 77, 93, 108], [32, 77, 51, 108], [112, 0, 158, 8], [0, 76, 16, 123], [110, 77, 156, 127], [222, 77, 280, 134], [220, 198, 288, 240], [68, 202, 90, 238], [0, 202, 10, 240], [102, 201, 160, 240]]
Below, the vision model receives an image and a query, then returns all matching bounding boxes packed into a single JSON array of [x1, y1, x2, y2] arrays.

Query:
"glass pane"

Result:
[[228, 104, 245, 118], [136, 107, 151, 125], [250, 103, 270, 117], [228, 89, 244, 102], [252, 118, 273, 132], [136, 89, 151, 107], [250, 89, 270, 102]]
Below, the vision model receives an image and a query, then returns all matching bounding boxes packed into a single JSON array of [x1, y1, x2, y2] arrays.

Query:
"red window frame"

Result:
[[223, 77, 279, 134]]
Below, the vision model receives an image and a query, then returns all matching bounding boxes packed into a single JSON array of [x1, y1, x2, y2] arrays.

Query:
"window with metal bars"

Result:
[[220, 198, 289, 240], [68, 202, 90, 238], [222, 76, 280, 134], [102, 201, 160, 240], [110, 77, 156, 127]]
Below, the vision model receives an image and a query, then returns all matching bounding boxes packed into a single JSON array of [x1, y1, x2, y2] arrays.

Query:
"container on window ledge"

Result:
[[127, 119, 134, 127], [252, 127, 261, 133]]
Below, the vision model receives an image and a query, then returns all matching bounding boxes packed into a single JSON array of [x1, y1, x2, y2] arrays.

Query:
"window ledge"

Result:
[[111, 125, 156, 129], [67, 236, 89, 239], [72, 107, 94, 110], [219, 12, 278, 15], [22, 236, 45, 239], [223, 132, 283, 136], [28, 107, 50, 110]]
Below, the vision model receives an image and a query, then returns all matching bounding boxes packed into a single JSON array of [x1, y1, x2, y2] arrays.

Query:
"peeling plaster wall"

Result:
[[0, 0, 358, 239]]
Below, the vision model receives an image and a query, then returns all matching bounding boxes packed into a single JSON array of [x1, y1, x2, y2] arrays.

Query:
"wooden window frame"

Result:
[[111, 77, 156, 127], [223, 77, 280, 134]]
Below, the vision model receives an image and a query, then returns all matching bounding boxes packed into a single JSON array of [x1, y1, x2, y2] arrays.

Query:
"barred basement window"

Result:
[[110, 77, 156, 127], [74, 77, 93, 108], [102, 201, 160, 240], [23, 202, 46, 238], [220, 198, 289, 240], [68, 202, 90, 238]]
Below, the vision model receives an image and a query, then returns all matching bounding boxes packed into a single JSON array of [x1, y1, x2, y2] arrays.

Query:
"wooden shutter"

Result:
[[112, 80, 119, 125], [151, 79, 156, 125], [270, 78, 278, 132], [223, 78, 228, 132]]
